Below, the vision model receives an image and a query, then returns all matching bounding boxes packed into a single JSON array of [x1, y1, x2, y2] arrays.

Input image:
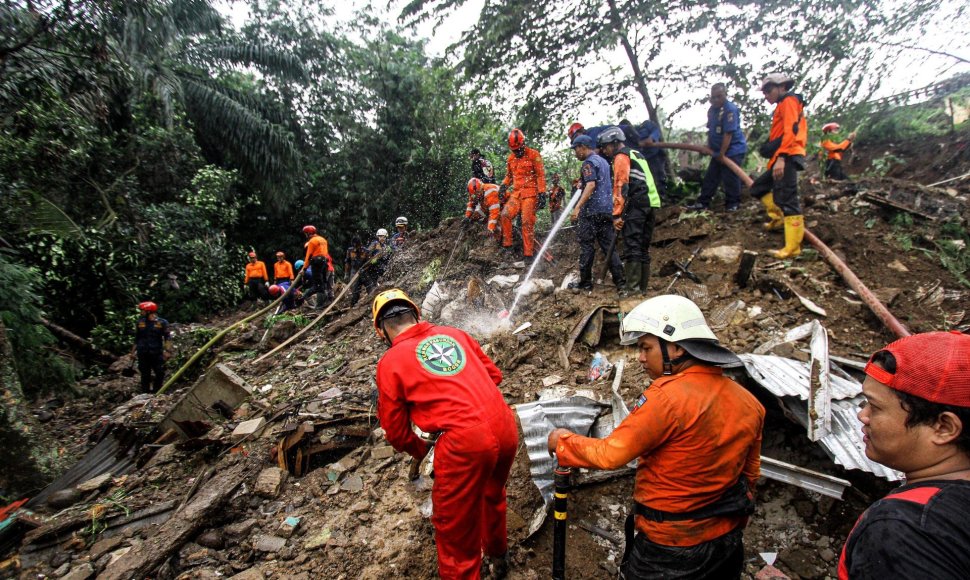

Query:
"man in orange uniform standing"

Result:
[[820, 122, 856, 181], [243, 251, 269, 301], [749, 73, 808, 258], [464, 177, 502, 238], [548, 295, 764, 579], [273, 251, 294, 284], [373, 289, 518, 580], [500, 128, 546, 263], [300, 225, 332, 308]]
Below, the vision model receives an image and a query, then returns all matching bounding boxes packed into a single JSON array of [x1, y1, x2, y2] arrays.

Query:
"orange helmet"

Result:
[[268, 284, 283, 297], [508, 128, 525, 150], [302, 225, 316, 235], [138, 301, 157, 312], [467, 177, 483, 195], [567, 122, 584, 141]]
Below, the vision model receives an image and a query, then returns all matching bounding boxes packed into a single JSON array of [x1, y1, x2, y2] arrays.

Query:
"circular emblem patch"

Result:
[[416, 335, 466, 376]]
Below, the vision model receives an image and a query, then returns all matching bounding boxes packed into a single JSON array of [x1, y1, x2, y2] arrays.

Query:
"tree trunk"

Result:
[[605, 0, 658, 123], [40, 318, 119, 365]]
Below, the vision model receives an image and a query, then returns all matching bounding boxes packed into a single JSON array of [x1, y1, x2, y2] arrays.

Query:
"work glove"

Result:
[[536, 192, 547, 210]]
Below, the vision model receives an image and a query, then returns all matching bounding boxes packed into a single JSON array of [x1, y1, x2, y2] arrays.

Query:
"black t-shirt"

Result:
[[839, 479, 970, 579]]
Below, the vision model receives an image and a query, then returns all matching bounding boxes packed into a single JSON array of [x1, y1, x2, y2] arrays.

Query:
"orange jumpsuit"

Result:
[[767, 94, 807, 170], [465, 183, 502, 232], [500, 147, 546, 257], [555, 366, 765, 547], [821, 139, 851, 161], [273, 260, 294, 282], [303, 234, 330, 264], [244, 261, 268, 283]]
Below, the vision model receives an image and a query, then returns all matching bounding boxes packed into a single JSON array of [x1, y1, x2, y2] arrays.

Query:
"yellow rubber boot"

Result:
[[760, 193, 784, 231], [773, 215, 804, 259]]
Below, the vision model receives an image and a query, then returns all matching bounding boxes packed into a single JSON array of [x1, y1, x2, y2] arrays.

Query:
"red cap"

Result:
[[138, 301, 157, 312], [822, 122, 840, 134], [865, 331, 970, 407], [248, 251, 257, 258]]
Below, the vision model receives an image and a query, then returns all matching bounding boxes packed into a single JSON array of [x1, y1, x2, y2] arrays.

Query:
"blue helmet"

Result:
[[294, 260, 305, 270]]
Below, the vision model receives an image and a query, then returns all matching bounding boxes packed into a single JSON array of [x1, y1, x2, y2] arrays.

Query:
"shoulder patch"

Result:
[[415, 334, 466, 376]]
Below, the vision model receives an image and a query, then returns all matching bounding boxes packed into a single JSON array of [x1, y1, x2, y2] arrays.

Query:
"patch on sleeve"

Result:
[[581, 161, 593, 180], [632, 393, 648, 411]]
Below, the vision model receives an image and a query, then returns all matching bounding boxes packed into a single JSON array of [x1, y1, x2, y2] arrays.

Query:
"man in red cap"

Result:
[[839, 331, 970, 579], [372, 289, 518, 579]]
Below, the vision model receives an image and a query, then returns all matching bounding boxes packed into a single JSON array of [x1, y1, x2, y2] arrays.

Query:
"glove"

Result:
[[536, 192, 547, 210]]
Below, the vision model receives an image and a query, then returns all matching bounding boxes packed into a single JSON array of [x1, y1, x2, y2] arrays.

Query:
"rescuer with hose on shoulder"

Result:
[[547, 295, 765, 579]]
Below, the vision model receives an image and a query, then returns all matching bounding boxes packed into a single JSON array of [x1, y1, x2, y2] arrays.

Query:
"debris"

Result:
[[225, 518, 257, 538], [560, 272, 579, 290], [276, 516, 301, 538], [304, 528, 332, 550], [46, 488, 81, 509], [887, 259, 910, 273], [253, 534, 286, 553], [232, 418, 266, 442], [735, 250, 758, 288], [541, 375, 563, 388], [588, 352, 613, 382], [230, 568, 265, 580], [254, 467, 287, 498], [195, 529, 224, 549], [755, 564, 789, 579], [76, 472, 113, 492], [760, 552, 778, 566], [512, 322, 532, 335], [760, 456, 850, 499], [160, 364, 252, 438], [701, 245, 742, 264], [486, 274, 520, 289], [792, 291, 828, 317], [347, 356, 376, 374], [371, 445, 395, 460], [61, 563, 95, 580], [340, 474, 364, 493], [514, 278, 554, 297]]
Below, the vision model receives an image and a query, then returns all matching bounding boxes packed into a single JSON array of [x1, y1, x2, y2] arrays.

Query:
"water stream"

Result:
[[506, 188, 583, 320]]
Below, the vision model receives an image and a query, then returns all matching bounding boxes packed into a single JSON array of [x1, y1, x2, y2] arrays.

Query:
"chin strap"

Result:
[[658, 339, 691, 376]]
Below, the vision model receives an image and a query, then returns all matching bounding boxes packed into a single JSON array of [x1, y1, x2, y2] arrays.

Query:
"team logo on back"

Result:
[[416, 335, 466, 376]]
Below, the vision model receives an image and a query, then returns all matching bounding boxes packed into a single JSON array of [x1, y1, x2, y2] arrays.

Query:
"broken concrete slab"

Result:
[[371, 445, 395, 460], [232, 418, 266, 442], [254, 467, 287, 498], [160, 364, 253, 438], [486, 274, 519, 289]]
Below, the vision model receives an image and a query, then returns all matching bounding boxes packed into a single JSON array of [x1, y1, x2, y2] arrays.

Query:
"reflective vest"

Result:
[[629, 149, 661, 209]]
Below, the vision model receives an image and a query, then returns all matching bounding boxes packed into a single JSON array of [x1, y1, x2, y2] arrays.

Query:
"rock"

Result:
[[348, 357, 377, 374], [541, 375, 563, 388], [225, 518, 258, 538], [887, 259, 909, 273], [779, 547, 819, 579], [254, 467, 287, 498], [754, 565, 790, 579], [793, 499, 815, 519], [88, 535, 124, 560], [143, 444, 179, 470], [487, 274, 520, 289], [371, 445, 395, 460], [37, 409, 54, 423], [52, 562, 71, 577], [232, 418, 266, 442], [76, 472, 113, 492], [340, 474, 364, 492], [277, 516, 301, 538], [61, 563, 95, 580], [304, 528, 332, 550], [47, 488, 81, 509], [252, 534, 286, 553], [196, 529, 225, 549], [819, 547, 836, 563], [701, 245, 743, 264], [229, 568, 265, 580]]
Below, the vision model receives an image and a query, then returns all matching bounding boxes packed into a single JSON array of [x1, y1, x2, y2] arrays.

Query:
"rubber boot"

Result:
[[638, 261, 650, 293], [623, 262, 641, 294], [773, 215, 804, 259], [760, 193, 784, 231]]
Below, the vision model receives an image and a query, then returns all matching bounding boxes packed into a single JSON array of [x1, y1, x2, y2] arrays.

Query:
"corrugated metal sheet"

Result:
[[738, 354, 861, 400], [515, 396, 609, 504], [26, 431, 139, 509]]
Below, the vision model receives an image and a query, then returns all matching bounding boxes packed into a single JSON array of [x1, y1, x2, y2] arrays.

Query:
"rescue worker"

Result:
[[567, 122, 607, 151], [373, 289, 518, 579], [469, 148, 496, 184], [598, 126, 661, 294], [293, 260, 305, 290], [344, 237, 368, 282], [273, 251, 294, 284], [548, 173, 566, 225], [391, 216, 409, 249], [839, 331, 970, 579], [243, 252, 270, 301], [463, 177, 502, 238], [820, 123, 855, 181], [687, 83, 748, 211], [548, 295, 765, 579], [301, 225, 332, 309], [636, 119, 669, 201], [134, 301, 172, 393], [268, 283, 302, 313], [568, 134, 624, 291], [350, 228, 391, 306], [500, 128, 546, 263], [749, 73, 808, 258]]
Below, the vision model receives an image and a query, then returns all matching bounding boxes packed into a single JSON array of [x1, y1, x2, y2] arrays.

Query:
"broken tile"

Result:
[[232, 418, 266, 442], [254, 467, 287, 498]]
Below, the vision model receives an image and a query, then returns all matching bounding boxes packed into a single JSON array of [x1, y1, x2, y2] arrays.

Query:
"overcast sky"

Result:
[[223, 0, 970, 137]]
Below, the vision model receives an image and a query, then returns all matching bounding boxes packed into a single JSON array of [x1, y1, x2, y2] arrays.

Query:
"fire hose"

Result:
[[552, 467, 573, 580], [644, 142, 910, 339]]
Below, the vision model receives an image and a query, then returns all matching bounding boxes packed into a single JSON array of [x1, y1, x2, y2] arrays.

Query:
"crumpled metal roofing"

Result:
[[515, 395, 608, 504], [738, 353, 862, 401]]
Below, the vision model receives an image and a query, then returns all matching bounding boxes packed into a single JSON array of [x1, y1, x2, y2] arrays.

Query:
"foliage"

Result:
[[868, 153, 905, 177], [0, 253, 75, 394], [264, 312, 311, 328]]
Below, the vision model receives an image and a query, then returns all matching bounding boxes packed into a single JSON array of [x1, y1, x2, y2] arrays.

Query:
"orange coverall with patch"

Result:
[[555, 365, 765, 547], [273, 260, 294, 282], [466, 183, 502, 232], [611, 152, 630, 218], [821, 139, 852, 161], [303, 234, 330, 264], [767, 94, 808, 169], [244, 261, 268, 284], [500, 147, 546, 256]]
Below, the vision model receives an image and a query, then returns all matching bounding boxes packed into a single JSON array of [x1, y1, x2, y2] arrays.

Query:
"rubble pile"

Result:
[[2, 169, 967, 579]]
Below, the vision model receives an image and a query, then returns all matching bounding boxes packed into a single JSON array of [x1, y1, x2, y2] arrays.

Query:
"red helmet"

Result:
[[567, 122, 584, 140], [467, 177, 483, 195], [302, 225, 317, 235], [821, 122, 840, 134], [138, 301, 157, 312], [268, 284, 282, 297], [508, 128, 525, 150], [248, 251, 257, 258]]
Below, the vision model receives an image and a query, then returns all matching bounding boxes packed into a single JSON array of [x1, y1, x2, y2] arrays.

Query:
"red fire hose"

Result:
[[646, 142, 911, 339]]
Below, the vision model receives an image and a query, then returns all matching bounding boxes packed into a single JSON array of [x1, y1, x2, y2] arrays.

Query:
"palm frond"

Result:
[[195, 42, 309, 83], [28, 196, 85, 239]]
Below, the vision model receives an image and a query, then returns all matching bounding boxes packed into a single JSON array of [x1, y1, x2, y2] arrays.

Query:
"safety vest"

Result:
[[629, 149, 661, 209]]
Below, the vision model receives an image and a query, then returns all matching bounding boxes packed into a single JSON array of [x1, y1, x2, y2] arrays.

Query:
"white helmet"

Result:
[[395, 216, 408, 226], [760, 72, 794, 91], [621, 294, 739, 370], [376, 228, 389, 237]]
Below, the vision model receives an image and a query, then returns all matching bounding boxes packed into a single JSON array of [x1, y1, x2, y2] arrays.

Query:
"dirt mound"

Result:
[[6, 159, 967, 579]]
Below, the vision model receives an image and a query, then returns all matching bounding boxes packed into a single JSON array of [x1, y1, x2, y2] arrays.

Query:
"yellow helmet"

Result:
[[372, 288, 421, 340]]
